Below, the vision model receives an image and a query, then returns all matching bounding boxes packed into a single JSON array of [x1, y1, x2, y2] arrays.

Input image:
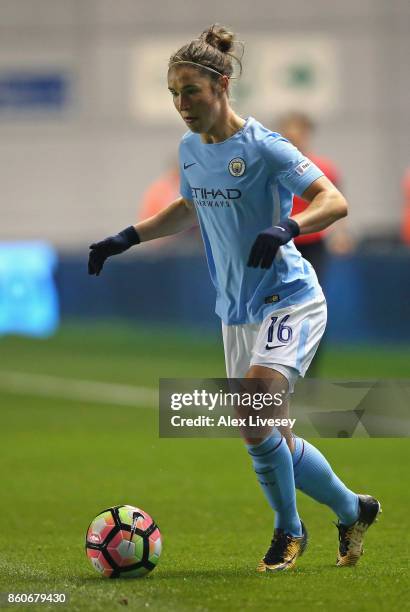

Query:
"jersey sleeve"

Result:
[[259, 134, 324, 197], [178, 143, 193, 201]]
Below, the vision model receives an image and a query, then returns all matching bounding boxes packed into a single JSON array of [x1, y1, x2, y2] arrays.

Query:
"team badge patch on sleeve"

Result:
[[229, 157, 246, 177], [295, 160, 312, 176]]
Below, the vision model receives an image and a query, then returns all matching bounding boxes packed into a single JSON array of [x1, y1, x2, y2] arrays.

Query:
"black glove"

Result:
[[247, 218, 300, 269], [88, 226, 140, 276]]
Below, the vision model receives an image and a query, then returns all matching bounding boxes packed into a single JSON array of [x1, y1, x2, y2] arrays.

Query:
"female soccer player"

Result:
[[88, 25, 380, 572]]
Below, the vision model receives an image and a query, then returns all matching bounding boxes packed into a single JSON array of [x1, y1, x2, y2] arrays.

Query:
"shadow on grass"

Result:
[[74, 564, 336, 585], [0, 559, 342, 588], [77, 567, 254, 583]]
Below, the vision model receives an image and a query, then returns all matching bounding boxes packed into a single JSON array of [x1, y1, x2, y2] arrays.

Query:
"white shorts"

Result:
[[222, 294, 327, 392]]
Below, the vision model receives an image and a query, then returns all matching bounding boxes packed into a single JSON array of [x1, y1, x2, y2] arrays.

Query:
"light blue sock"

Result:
[[292, 437, 359, 525], [247, 432, 302, 537]]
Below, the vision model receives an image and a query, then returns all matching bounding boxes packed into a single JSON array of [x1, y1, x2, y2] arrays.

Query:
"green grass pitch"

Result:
[[0, 323, 409, 611]]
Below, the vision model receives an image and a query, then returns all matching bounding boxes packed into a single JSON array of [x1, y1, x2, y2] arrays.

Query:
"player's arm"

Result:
[[249, 136, 349, 268], [248, 175, 347, 269], [300, 176, 354, 255], [136, 196, 197, 242], [88, 197, 197, 276], [292, 175, 348, 234]]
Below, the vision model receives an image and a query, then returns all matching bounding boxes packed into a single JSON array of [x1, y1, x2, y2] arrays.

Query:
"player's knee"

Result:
[[245, 364, 289, 392]]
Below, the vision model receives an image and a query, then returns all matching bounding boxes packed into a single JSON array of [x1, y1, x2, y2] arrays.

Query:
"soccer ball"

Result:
[[85, 505, 162, 578]]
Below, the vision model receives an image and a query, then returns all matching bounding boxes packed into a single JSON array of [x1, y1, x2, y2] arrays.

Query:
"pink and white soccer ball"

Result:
[[85, 505, 162, 578]]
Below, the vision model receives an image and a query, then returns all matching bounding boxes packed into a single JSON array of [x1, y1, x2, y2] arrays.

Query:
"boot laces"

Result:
[[335, 521, 364, 556], [264, 530, 295, 564]]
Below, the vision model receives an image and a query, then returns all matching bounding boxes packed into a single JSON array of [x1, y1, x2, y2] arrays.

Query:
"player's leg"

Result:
[[291, 436, 359, 524], [243, 366, 301, 536], [222, 321, 305, 572], [251, 292, 355, 520], [223, 321, 301, 536], [291, 433, 381, 565], [243, 365, 307, 573], [268, 295, 381, 566]]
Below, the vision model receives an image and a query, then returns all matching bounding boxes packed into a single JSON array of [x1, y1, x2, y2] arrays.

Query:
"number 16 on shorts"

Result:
[[265, 315, 293, 349], [253, 296, 327, 377]]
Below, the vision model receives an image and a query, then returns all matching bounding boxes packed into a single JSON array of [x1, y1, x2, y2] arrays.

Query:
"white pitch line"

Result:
[[0, 370, 157, 407]]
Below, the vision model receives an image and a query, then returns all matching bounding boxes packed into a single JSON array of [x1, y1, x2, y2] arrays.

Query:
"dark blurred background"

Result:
[[1, 0, 409, 351]]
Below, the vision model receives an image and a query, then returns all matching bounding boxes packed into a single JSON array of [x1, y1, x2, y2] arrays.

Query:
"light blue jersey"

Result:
[[179, 117, 324, 325]]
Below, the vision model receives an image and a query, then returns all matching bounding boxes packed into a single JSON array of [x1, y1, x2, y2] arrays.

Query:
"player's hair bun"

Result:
[[200, 24, 235, 54], [169, 24, 242, 83]]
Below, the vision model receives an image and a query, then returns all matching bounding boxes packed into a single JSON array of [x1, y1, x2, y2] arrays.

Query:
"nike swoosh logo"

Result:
[[183, 162, 196, 169], [265, 344, 286, 350]]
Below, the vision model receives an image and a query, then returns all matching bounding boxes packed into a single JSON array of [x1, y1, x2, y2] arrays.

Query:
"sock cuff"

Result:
[[246, 433, 283, 457]]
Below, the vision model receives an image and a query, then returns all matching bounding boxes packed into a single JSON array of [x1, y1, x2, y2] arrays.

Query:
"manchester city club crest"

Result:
[[228, 157, 246, 177]]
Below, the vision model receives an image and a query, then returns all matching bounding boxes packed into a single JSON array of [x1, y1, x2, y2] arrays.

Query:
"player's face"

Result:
[[168, 66, 225, 134]]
